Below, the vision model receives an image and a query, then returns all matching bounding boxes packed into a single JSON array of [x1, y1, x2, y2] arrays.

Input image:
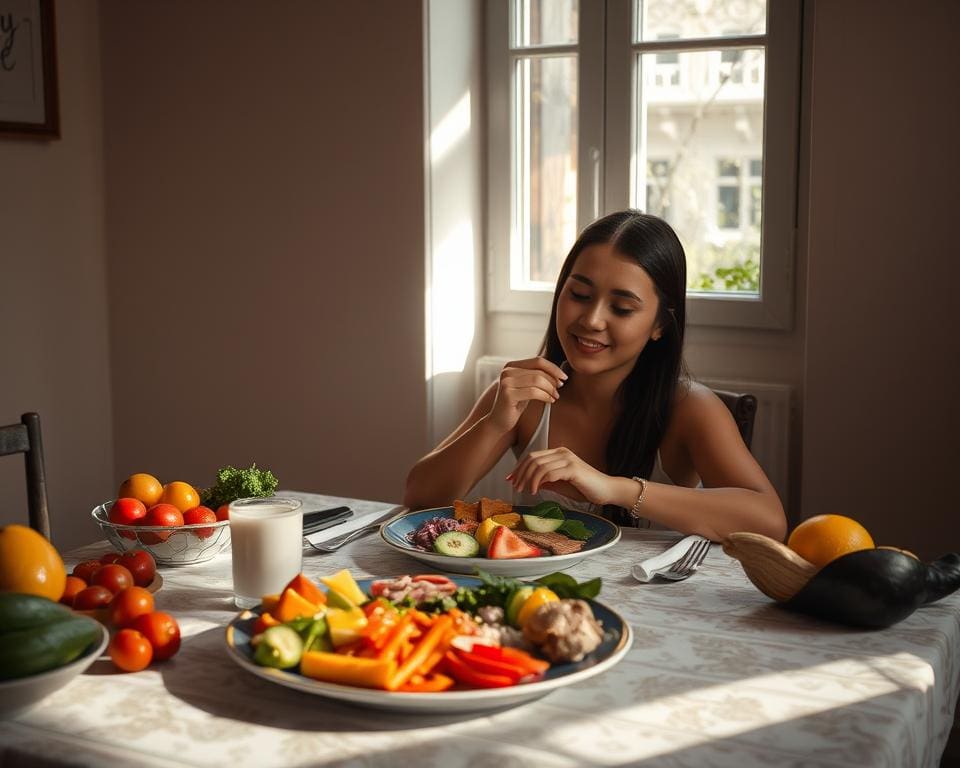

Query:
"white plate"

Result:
[[0, 623, 109, 719], [224, 576, 632, 713], [379, 506, 622, 578]]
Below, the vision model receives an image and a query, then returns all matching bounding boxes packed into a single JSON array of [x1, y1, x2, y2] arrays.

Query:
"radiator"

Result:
[[474, 355, 791, 504]]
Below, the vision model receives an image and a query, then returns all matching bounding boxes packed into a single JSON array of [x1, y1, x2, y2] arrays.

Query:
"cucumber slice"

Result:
[[254, 625, 304, 669], [522, 514, 564, 533], [433, 531, 480, 557]]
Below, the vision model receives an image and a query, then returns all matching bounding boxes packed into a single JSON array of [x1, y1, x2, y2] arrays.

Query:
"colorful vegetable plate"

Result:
[[224, 576, 631, 713], [380, 506, 621, 578]]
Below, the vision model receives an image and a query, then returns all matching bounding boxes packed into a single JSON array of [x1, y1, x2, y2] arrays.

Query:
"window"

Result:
[[487, 0, 802, 328]]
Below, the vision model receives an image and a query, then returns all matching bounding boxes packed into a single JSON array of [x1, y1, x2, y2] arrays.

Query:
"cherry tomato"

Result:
[[109, 628, 153, 672], [109, 498, 147, 526], [129, 611, 181, 661], [59, 575, 87, 606], [140, 504, 184, 544], [118, 549, 156, 588], [91, 563, 134, 594], [109, 586, 155, 627], [215, 504, 230, 522], [73, 585, 114, 610], [72, 560, 102, 583], [182, 506, 217, 539], [100, 552, 123, 565]]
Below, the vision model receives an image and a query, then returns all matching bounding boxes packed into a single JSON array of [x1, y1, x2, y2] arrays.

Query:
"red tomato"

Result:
[[118, 549, 156, 588], [215, 504, 230, 522], [100, 552, 123, 565], [129, 611, 181, 661], [72, 560, 102, 583], [91, 563, 134, 594], [59, 575, 87, 606], [109, 586, 155, 627], [140, 504, 184, 543], [182, 506, 217, 539], [73, 585, 114, 610], [109, 628, 153, 672], [109, 498, 147, 527]]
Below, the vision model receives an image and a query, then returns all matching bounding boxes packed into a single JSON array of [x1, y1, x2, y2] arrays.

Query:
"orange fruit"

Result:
[[118, 473, 163, 507], [786, 514, 875, 567], [0, 524, 67, 601], [158, 481, 200, 513]]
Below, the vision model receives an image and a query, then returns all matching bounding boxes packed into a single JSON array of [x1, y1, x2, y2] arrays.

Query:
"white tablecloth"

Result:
[[2, 492, 958, 767]]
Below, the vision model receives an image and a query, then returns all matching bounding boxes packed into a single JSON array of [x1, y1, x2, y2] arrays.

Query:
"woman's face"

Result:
[[556, 243, 662, 377]]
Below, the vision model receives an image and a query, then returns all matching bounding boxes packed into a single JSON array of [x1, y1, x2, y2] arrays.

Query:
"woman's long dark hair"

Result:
[[539, 210, 687, 483]]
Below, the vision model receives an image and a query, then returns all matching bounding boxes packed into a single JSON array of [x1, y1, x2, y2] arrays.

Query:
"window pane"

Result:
[[636, 0, 766, 42], [515, 0, 578, 47], [636, 48, 764, 294], [516, 56, 578, 285]]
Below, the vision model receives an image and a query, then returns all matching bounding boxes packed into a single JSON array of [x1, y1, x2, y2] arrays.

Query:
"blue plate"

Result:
[[224, 576, 631, 713], [379, 505, 621, 577]]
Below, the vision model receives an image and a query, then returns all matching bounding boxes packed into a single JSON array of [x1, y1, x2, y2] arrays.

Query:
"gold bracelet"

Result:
[[630, 476, 647, 518]]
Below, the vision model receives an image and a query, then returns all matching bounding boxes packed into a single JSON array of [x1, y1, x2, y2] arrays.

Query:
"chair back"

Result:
[[711, 389, 758, 451], [0, 412, 51, 538]]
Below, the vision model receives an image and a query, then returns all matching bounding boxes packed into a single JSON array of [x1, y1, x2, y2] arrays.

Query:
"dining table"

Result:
[[1, 490, 958, 768]]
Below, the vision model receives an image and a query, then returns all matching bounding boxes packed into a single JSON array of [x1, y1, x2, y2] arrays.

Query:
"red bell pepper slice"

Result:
[[443, 651, 515, 688], [454, 649, 527, 682], [469, 644, 550, 676]]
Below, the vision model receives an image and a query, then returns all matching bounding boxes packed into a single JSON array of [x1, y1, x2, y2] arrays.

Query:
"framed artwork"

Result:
[[0, 0, 59, 138]]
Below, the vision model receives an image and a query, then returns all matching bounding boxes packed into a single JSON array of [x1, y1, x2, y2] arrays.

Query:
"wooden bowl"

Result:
[[722, 532, 818, 601]]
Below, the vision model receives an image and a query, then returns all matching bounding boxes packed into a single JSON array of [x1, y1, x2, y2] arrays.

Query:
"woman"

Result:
[[404, 210, 786, 542]]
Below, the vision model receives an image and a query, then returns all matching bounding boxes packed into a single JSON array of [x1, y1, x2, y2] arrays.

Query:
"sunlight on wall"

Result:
[[429, 219, 475, 376], [430, 91, 471, 165]]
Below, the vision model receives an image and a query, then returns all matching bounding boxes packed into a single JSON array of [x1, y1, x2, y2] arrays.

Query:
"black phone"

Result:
[[302, 506, 353, 533]]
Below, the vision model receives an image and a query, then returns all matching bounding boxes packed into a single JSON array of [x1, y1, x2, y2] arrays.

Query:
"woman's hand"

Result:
[[487, 358, 568, 434], [507, 447, 615, 506]]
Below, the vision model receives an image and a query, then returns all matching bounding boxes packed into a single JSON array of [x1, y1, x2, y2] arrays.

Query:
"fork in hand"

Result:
[[656, 538, 711, 581]]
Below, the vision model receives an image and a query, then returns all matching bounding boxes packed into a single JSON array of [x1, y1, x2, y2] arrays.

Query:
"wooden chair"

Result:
[[0, 412, 51, 538], [712, 388, 758, 451]]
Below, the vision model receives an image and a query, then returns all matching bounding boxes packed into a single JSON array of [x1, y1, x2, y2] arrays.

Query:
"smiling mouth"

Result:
[[572, 334, 609, 351]]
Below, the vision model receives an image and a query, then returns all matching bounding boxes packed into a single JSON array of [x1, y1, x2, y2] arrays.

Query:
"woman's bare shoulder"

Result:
[[671, 380, 729, 432]]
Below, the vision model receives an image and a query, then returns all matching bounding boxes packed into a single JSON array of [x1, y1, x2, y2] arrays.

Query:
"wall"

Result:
[[801, 0, 960, 559], [0, 2, 113, 551], [99, 1, 427, 507], [425, 0, 486, 447]]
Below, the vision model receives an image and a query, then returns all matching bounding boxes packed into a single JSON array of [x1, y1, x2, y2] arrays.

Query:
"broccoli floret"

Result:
[[201, 463, 279, 510]]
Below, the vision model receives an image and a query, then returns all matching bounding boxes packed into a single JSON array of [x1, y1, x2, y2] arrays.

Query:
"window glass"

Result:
[[637, 0, 766, 42], [515, 55, 579, 285], [636, 48, 764, 293], [515, 0, 578, 47]]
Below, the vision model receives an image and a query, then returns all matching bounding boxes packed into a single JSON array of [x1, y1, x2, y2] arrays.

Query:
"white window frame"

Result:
[[487, 0, 802, 329]]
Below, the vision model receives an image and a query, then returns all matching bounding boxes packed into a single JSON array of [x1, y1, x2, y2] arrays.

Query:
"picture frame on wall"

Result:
[[0, 0, 59, 138]]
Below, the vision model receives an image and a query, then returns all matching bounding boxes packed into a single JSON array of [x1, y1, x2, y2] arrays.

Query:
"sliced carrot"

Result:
[[386, 615, 453, 691]]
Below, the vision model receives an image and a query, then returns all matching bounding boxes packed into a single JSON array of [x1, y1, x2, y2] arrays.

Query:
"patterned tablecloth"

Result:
[[1, 492, 958, 768]]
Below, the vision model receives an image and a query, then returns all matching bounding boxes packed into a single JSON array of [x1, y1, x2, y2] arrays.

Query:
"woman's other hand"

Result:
[[487, 358, 568, 434], [507, 446, 613, 505]]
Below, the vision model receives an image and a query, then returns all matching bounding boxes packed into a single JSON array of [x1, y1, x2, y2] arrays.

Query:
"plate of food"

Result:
[[379, 499, 621, 577], [224, 568, 631, 713]]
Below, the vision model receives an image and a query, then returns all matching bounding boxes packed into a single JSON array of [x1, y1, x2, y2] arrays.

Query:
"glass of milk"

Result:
[[229, 497, 303, 608]]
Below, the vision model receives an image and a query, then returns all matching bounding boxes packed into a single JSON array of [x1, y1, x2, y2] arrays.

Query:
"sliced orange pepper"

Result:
[[397, 673, 454, 692]]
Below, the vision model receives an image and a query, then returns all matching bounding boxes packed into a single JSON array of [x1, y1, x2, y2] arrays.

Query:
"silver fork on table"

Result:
[[304, 507, 406, 554], [656, 538, 711, 581]]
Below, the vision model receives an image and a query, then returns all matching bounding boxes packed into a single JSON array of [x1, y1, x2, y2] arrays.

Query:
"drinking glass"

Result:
[[229, 497, 303, 608]]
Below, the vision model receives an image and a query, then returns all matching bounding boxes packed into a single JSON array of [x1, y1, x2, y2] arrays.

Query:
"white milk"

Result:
[[229, 498, 303, 608]]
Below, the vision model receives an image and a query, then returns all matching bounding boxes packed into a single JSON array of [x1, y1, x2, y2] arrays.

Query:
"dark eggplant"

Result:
[[785, 549, 960, 629]]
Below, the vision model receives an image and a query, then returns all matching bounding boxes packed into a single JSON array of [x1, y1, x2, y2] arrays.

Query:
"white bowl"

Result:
[[0, 623, 108, 719]]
